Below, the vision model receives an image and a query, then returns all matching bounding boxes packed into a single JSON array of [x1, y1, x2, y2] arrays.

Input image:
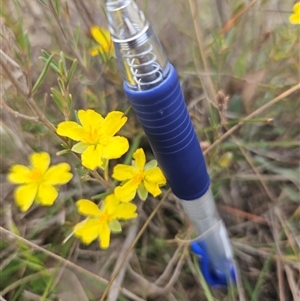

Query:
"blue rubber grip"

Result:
[[124, 64, 210, 200]]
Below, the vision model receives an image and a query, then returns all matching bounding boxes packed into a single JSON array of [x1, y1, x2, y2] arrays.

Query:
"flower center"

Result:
[[84, 126, 102, 144], [28, 168, 43, 183], [133, 171, 144, 185], [99, 212, 110, 224]]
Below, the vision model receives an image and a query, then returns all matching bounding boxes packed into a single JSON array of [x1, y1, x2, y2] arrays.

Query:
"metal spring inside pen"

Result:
[[119, 18, 162, 86], [122, 42, 162, 86]]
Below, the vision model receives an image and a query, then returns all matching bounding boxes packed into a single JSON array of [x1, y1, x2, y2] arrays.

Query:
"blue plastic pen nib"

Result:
[[191, 240, 237, 287]]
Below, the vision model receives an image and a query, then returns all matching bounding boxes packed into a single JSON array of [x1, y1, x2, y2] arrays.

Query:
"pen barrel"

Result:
[[124, 64, 210, 200], [181, 188, 234, 273]]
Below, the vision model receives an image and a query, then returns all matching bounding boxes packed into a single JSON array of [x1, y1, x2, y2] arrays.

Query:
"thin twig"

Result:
[[155, 245, 183, 286], [221, 0, 259, 34], [162, 248, 187, 293], [127, 265, 165, 296], [188, 0, 217, 105], [99, 189, 171, 301], [271, 210, 285, 301], [0, 51, 28, 97], [0, 51, 57, 133], [0, 99, 39, 121], [232, 135, 276, 202], [232, 240, 300, 271], [284, 265, 299, 301], [203, 83, 300, 155], [107, 218, 140, 301]]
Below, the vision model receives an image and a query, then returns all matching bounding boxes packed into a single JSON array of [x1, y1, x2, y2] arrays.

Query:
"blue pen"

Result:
[[105, 0, 236, 286]]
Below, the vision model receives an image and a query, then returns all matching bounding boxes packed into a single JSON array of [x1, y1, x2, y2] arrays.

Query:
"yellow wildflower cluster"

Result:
[[6, 24, 166, 250], [8, 108, 166, 249], [73, 147, 166, 249]]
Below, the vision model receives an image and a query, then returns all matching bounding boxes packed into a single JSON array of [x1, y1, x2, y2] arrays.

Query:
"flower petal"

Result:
[[57, 121, 85, 141], [81, 145, 103, 170], [112, 164, 136, 181], [7, 164, 31, 184], [30, 152, 50, 174], [293, 2, 300, 13], [144, 179, 162, 197], [43, 163, 73, 185], [98, 223, 111, 249], [114, 180, 138, 202], [36, 183, 58, 206], [76, 199, 102, 216], [144, 167, 166, 185], [102, 136, 129, 159], [74, 219, 100, 245], [115, 186, 136, 203], [133, 148, 146, 171], [104, 194, 120, 207], [90, 46, 103, 57], [90, 26, 112, 52], [113, 203, 138, 220], [14, 183, 37, 212], [101, 111, 127, 137], [78, 109, 103, 130], [289, 13, 300, 24], [108, 219, 122, 233]]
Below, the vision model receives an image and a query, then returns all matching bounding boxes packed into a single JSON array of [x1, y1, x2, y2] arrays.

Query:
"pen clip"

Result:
[[190, 240, 237, 287]]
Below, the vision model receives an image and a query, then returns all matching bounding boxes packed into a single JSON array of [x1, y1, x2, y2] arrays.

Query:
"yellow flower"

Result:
[[90, 26, 114, 58], [7, 152, 73, 212], [107, 189, 135, 203], [74, 198, 137, 249], [112, 148, 166, 201], [56, 110, 129, 170], [290, 2, 300, 24]]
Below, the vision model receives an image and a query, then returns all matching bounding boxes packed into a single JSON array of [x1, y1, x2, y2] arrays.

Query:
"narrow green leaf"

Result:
[[192, 256, 215, 301], [54, 0, 60, 15], [57, 77, 65, 93], [66, 59, 77, 87], [51, 88, 65, 111], [58, 59, 65, 78], [38, 0, 48, 6], [32, 54, 55, 94], [10, 284, 25, 301], [67, 93, 72, 112], [59, 51, 67, 76], [41, 49, 51, 59], [40, 53, 60, 74]]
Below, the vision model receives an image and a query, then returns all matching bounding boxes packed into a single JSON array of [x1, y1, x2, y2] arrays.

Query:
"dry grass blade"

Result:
[[221, 0, 259, 34], [204, 83, 300, 155], [107, 220, 139, 301], [99, 189, 171, 301], [0, 227, 144, 301]]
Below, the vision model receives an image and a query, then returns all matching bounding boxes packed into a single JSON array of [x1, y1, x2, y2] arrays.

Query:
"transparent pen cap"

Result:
[[106, 0, 169, 90]]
